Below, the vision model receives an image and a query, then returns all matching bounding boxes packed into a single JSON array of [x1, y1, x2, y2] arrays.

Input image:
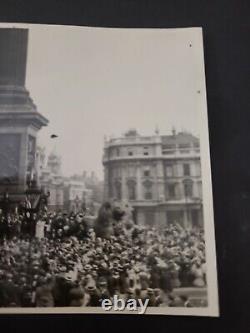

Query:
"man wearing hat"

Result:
[[52, 273, 75, 306], [146, 288, 156, 306], [35, 276, 54, 307], [68, 281, 85, 306], [85, 285, 101, 306], [97, 276, 110, 301], [108, 269, 121, 297]]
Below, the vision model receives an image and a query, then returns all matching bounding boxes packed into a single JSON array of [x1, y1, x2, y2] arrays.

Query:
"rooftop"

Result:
[[105, 130, 199, 147]]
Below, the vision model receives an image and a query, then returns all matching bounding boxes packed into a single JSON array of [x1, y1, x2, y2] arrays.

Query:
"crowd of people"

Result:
[[0, 199, 207, 308]]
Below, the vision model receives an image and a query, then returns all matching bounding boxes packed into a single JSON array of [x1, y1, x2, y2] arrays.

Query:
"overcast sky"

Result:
[[19, 24, 205, 179]]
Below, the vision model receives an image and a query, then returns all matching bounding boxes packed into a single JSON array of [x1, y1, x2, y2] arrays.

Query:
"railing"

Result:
[[105, 136, 158, 147]]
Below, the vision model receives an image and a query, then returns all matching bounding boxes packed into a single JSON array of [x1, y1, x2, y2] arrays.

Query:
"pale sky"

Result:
[[21, 25, 204, 179]]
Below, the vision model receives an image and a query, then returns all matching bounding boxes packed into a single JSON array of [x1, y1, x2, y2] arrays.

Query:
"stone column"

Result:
[[136, 163, 142, 200], [121, 164, 127, 200], [198, 207, 204, 227], [155, 161, 165, 201], [137, 209, 145, 225], [155, 209, 166, 229]]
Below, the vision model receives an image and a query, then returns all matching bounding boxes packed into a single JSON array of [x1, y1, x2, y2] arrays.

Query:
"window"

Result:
[[168, 183, 176, 198], [128, 151, 133, 156], [162, 150, 173, 155], [116, 148, 120, 156], [115, 181, 122, 200], [143, 166, 150, 177], [162, 144, 176, 155], [143, 180, 153, 200], [162, 144, 175, 149], [127, 180, 136, 200], [167, 211, 184, 226], [180, 149, 190, 154], [184, 180, 193, 197], [143, 147, 149, 156], [144, 192, 152, 200], [183, 163, 190, 176], [179, 143, 190, 149], [166, 165, 173, 177]]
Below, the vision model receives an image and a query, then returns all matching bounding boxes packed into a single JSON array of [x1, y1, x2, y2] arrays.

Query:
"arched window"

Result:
[[183, 163, 191, 176], [143, 179, 153, 200], [127, 179, 136, 200], [167, 183, 176, 199], [183, 179, 193, 197], [114, 180, 122, 200]]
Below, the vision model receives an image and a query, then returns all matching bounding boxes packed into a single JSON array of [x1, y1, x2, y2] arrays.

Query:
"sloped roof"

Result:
[[161, 132, 199, 146]]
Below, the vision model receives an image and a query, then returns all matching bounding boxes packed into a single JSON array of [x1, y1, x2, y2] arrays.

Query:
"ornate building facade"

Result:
[[37, 148, 94, 212], [103, 129, 203, 228]]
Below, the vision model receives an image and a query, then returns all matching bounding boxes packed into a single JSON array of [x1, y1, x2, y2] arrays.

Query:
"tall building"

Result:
[[39, 150, 64, 210], [103, 129, 203, 228], [64, 175, 93, 213]]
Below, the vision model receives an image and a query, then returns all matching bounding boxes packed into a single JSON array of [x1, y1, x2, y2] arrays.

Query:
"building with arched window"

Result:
[[38, 149, 94, 212], [103, 129, 203, 228]]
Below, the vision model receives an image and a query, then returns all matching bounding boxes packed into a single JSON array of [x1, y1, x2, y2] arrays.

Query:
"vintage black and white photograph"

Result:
[[0, 23, 218, 316]]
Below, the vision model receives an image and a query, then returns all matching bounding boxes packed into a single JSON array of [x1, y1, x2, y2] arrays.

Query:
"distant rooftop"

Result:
[[124, 129, 139, 137], [107, 129, 199, 146], [161, 131, 199, 146]]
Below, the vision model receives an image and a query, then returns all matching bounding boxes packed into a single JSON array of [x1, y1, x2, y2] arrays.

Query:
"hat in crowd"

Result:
[[98, 277, 107, 286], [117, 264, 124, 272], [147, 288, 154, 295], [134, 267, 140, 273], [127, 288, 134, 295], [154, 288, 161, 294], [139, 271, 148, 279], [112, 271, 120, 279], [32, 260, 40, 266], [58, 265, 67, 272], [84, 264, 92, 271], [86, 285, 96, 292]]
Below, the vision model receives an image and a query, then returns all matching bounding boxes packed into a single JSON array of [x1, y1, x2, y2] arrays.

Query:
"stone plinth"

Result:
[[0, 28, 48, 199]]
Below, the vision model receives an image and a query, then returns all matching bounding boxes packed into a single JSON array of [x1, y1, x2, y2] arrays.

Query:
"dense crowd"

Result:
[[0, 201, 207, 308]]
